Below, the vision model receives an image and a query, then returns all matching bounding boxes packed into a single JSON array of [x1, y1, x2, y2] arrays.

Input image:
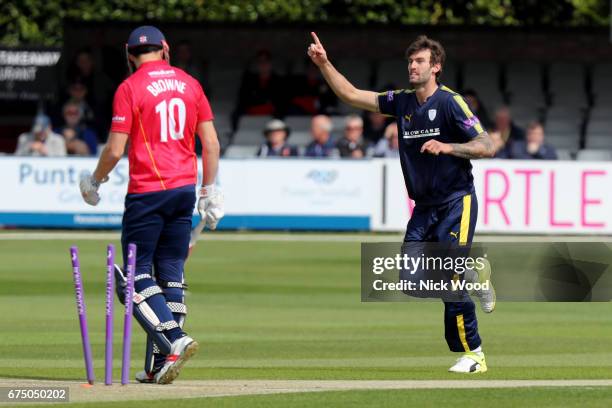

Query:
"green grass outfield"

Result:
[[0, 232, 610, 407], [7, 388, 612, 408]]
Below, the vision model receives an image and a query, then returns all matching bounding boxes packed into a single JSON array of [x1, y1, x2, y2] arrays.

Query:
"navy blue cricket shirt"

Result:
[[378, 85, 484, 206]]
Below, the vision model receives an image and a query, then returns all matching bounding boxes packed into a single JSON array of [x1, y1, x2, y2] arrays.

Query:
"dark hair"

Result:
[[405, 35, 446, 79], [128, 44, 163, 57], [527, 121, 544, 132]]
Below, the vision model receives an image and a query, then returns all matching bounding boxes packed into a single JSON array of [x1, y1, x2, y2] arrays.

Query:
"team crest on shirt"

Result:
[[428, 109, 437, 121], [463, 116, 480, 129]]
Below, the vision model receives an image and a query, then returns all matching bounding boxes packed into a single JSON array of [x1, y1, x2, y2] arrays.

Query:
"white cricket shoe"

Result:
[[448, 351, 488, 373], [473, 259, 496, 313], [154, 336, 199, 385], [135, 370, 156, 384]]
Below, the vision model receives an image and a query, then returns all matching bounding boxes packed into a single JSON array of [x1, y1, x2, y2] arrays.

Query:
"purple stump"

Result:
[[121, 243, 136, 385], [105, 244, 115, 385], [70, 246, 95, 385]]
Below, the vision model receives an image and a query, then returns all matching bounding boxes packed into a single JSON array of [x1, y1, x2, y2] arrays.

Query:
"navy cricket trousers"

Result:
[[121, 184, 196, 279], [402, 192, 481, 353], [120, 184, 196, 354]]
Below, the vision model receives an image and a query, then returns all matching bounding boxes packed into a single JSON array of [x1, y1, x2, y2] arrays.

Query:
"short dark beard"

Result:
[[409, 78, 428, 89]]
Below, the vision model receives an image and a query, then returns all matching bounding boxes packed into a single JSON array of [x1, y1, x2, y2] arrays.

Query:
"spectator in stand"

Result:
[[287, 61, 337, 115], [363, 111, 390, 144], [66, 48, 114, 138], [233, 50, 285, 127], [494, 106, 525, 152], [304, 115, 336, 158], [256, 119, 298, 157], [174, 40, 203, 83], [55, 100, 98, 156], [509, 121, 557, 160], [63, 78, 96, 128], [67, 49, 115, 102], [51, 77, 96, 132], [15, 114, 66, 157], [336, 115, 368, 158], [463, 89, 493, 130], [374, 123, 400, 158]]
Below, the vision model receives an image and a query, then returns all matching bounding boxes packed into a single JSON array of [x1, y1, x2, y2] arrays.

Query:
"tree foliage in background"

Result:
[[1, 0, 609, 46]]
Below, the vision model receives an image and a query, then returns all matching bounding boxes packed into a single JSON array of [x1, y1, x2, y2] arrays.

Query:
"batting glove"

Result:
[[197, 184, 224, 230], [79, 173, 107, 206]]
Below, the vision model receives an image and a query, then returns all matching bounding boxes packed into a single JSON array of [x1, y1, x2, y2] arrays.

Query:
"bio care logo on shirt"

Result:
[[403, 128, 441, 139]]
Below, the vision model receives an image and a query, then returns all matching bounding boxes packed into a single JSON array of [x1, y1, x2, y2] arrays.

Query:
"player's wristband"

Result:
[[92, 174, 109, 187], [199, 184, 216, 197]]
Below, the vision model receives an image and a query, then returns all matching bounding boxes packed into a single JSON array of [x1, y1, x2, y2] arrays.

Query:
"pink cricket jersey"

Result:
[[110, 60, 213, 194]]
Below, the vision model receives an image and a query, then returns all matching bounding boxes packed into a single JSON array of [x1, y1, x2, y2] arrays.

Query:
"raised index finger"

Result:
[[310, 32, 322, 46]]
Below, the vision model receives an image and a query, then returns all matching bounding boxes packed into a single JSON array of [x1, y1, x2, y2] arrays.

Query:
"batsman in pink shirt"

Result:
[[80, 25, 224, 384]]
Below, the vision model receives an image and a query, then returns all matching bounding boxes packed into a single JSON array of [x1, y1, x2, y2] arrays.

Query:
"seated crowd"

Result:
[[250, 104, 557, 161], [13, 48, 111, 157], [233, 50, 339, 124], [254, 113, 401, 159], [233, 50, 557, 160], [14, 104, 98, 157], [12, 46, 557, 161]]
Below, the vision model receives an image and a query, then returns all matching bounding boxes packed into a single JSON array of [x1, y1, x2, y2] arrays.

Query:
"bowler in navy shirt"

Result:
[[308, 32, 497, 374]]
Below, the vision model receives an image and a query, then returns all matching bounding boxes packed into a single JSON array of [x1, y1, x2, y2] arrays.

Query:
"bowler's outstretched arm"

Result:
[[307, 32, 379, 113]]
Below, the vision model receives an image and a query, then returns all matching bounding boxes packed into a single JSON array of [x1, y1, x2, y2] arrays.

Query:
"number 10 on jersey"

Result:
[[155, 98, 186, 142]]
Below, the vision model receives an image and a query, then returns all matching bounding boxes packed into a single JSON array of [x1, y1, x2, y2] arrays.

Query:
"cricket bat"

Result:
[[188, 218, 206, 257]]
